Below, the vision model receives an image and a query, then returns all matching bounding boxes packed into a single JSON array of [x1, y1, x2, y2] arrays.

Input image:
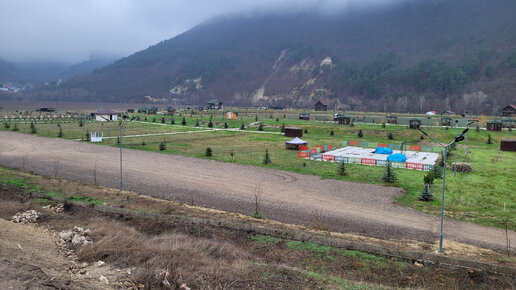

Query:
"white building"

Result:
[[93, 110, 118, 121]]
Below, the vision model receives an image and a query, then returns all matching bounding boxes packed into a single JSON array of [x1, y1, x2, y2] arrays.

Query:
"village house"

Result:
[[502, 104, 516, 117], [93, 110, 118, 121], [206, 99, 223, 109], [314, 100, 328, 111]]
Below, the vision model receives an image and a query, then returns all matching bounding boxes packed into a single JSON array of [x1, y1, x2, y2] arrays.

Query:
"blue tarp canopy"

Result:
[[387, 153, 407, 162], [374, 147, 393, 154]]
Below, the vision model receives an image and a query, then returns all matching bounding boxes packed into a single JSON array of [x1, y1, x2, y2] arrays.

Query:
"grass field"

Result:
[[1, 110, 515, 230]]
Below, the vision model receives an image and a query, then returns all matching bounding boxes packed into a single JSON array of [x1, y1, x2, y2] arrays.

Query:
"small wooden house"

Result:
[[335, 114, 352, 125], [138, 107, 148, 113], [500, 139, 516, 152], [167, 106, 176, 115], [314, 100, 328, 111], [127, 108, 135, 113], [409, 119, 421, 129], [486, 120, 502, 131], [225, 111, 239, 119], [502, 118, 516, 128], [285, 127, 303, 138], [387, 114, 398, 124], [149, 107, 159, 114], [299, 112, 310, 120], [502, 105, 516, 117], [206, 99, 223, 110], [441, 117, 452, 126]]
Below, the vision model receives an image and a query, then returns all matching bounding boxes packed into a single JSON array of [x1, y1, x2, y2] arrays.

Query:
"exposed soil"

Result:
[[0, 130, 514, 253]]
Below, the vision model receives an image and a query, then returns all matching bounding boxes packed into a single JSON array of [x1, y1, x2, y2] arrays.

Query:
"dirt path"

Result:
[[0, 130, 514, 252]]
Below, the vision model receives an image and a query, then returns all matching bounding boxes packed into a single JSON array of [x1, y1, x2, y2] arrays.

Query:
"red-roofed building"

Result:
[[502, 104, 516, 117], [314, 100, 328, 111]]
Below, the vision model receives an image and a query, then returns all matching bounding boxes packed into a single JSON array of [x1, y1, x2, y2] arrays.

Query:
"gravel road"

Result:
[[0, 130, 513, 251]]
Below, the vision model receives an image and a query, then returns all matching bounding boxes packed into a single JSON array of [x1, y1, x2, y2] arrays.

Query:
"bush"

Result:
[[381, 122, 386, 128], [181, 117, 186, 126], [4, 122, 10, 129], [337, 162, 346, 176], [57, 125, 63, 137], [141, 141, 146, 146], [357, 129, 363, 138], [79, 119, 84, 127], [159, 142, 167, 151], [275, 118, 279, 122], [12, 123, 19, 131], [382, 161, 397, 183], [263, 148, 271, 164], [224, 122, 228, 129], [250, 210, 262, 219], [487, 134, 492, 144], [387, 132, 393, 140], [170, 118, 175, 125], [258, 123, 264, 131], [152, 117, 156, 123], [418, 184, 434, 201], [304, 129, 308, 134], [240, 122, 245, 130], [195, 119, 200, 127], [330, 130, 334, 136], [85, 129, 90, 141], [423, 171, 434, 185], [420, 135, 424, 140], [30, 122, 37, 134], [280, 123, 285, 133], [161, 118, 165, 124], [205, 147, 212, 157], [208, 119, 213, 128]]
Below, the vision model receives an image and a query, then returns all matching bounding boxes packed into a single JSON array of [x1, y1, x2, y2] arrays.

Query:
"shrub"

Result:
[[30, 122, 37, 134], [224, 122, 228, 129], [141, 141, 146, 146], [161, 118, 165, 124], [330, 130, 334, 136], [85, 129, 90, 141], [195, 119, 200, 127], [420, 135, 425, 140], [258, 123, 264, 131], [418, 184, 434, 201], [250, 210, 262, 219], [382, 162, 397, 183], [387, 132, 393, 140], [280, 123, 285, 133], [357, 129, 363, 138], [423, 171, 434, 185], [263, 148, 271, 164], [487, 134, 492, 144], [240, 122, 245, 130], [12, 123, 19, 131], [205, 147, 212, 157], [57, 125, 63, 137], [159, 142, 167, 151], [431, 164, 442, 179], [337, 162, 347, 176], [208, 119, 213, 128], [79, 119, 84, 127], [4, 122, 10, 129], [381, 122, 386, 128], [275, 118, 279, 122], [152, 117, 156, 122], [181, 117, 186, 126], [304, 129, 308, 134], [170, 118, 175, 125]]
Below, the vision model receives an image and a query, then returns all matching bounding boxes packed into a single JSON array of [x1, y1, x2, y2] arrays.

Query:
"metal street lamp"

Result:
[[418, 127, 469, 253], [119, 115, 136, 191]]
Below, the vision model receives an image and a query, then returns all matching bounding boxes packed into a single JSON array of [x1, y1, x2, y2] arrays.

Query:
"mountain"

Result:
[[32, 0, 516, 114], [59, 57, 117, 79]]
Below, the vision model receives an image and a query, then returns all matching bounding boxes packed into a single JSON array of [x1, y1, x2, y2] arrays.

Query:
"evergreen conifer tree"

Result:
[[337, 161, 347, 176], [195, 119, 200, 126], [487, 134, 492, 144], [280, 123, 285, 133], [171, 118, 175, 125], [358, 129, 363, 138], [159, 141, 167, 151], [418, 184, 434, 201], [224, 122, 228, 129], [205, 147, 212, 157], [30, 122, 37, 134], [382, 161, 397, 183], [387, 132, 393, 140], [208, 119, 213, 128], [263, 148, 271, 164], [181, 117, 186, 126], [240, 122, 245, 130], [258, 123, 264, 131]]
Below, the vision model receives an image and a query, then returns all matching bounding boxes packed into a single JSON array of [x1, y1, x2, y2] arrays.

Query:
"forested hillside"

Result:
[[31, 0, 516, 114]]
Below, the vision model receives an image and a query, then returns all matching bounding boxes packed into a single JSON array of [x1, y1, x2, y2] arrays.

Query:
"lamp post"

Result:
[[118, 115, 136, 192], [418, 127, 469, 253]]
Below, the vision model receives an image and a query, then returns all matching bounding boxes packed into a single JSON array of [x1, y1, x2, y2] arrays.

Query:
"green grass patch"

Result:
[[0, 176, 29, 188], [65, 195, 103, 205], [250, 234, 281, 244]]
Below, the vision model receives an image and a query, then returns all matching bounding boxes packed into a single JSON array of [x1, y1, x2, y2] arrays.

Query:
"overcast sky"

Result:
[[0, 0, 403, 64]]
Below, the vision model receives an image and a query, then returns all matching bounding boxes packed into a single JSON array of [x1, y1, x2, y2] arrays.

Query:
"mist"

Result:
[[0, 0, 407, 63]]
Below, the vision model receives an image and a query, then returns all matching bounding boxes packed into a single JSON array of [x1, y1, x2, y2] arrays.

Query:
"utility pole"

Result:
[[418, 127, 469, 253]]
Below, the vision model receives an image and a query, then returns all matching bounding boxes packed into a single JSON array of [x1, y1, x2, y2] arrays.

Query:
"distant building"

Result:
[[149, 107, 159, 114], [487, 120, 502, 131], [314, 100, 328, 111], [206, 99, 223, 109], [36, 107, 56, 112], [409, 119, 421, 129], [299, 112, 310, 120], [335, 114, 352, 125], [502, 105, 516, 117], [225, 111, 239, 119], [138, 107, 148, 113], [166, 106, 176, 115], [127, 109, 135, 113], [94, 110, 118, 122]]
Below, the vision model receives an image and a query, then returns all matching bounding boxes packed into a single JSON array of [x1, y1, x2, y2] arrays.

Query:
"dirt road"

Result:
[[0, 130, 513, 251]]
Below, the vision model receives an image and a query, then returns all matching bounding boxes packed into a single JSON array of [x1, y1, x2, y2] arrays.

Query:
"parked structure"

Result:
[[299, 112, 310, 120], [486, 120, 502, 131], [314, 100, 328, 111], [409, 119, 421, 129], [387, 114, 398, 124], [93, 110, 118, 122], [500, 139, 516, 152], [225, 111, 239, 119], [502, 104, 516, 117], [285, 127, 303, 138], [285, 137, 307, 150], [36, 107, 56, 112], [335, 114, 352, 125], [206, 99, 223, 109]]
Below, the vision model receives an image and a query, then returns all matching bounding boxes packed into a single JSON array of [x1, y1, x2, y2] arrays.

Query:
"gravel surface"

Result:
[[0, 130, 514, 252]]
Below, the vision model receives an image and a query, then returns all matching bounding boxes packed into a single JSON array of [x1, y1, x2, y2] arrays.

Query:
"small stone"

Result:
[[99, 275, 109, 284], [59, 230, 73, 241], [414, 261, 423, 268], [97, 261, 105, 267]]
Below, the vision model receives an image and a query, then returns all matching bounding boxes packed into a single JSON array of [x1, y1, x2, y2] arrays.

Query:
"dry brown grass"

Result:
[[78, 220, 250, 289]]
